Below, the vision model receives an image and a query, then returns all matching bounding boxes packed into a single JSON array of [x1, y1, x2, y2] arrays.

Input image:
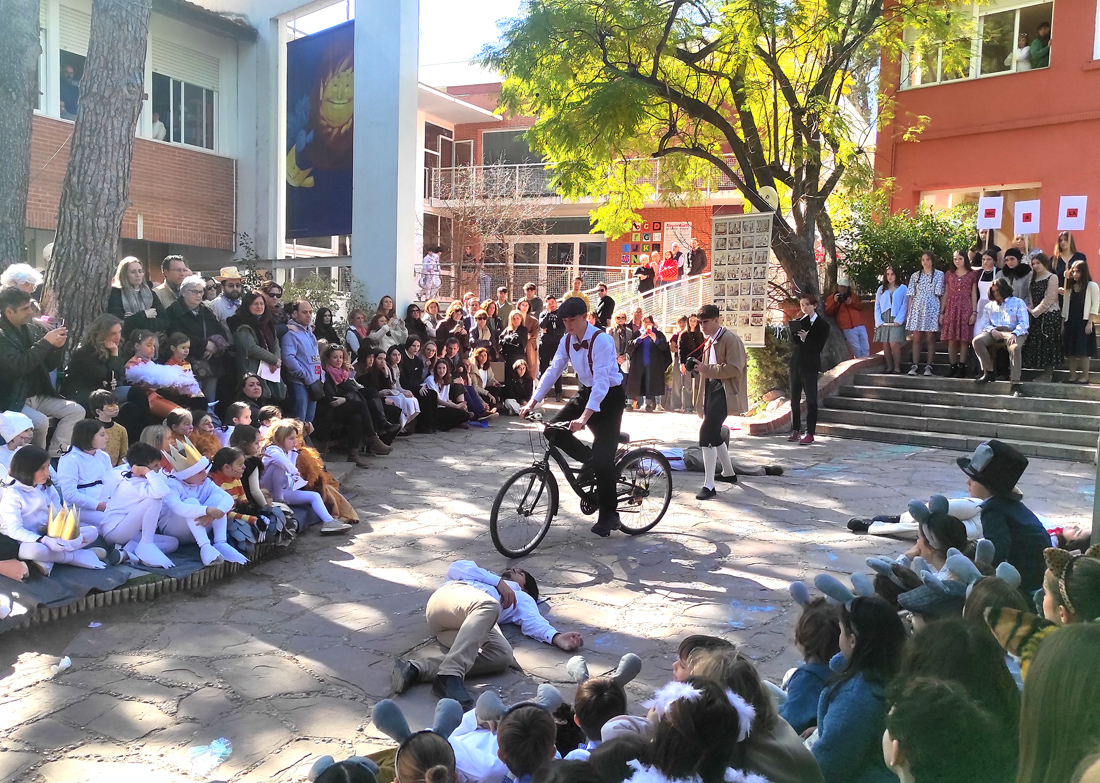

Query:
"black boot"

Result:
[[431, 674, 473, 709]]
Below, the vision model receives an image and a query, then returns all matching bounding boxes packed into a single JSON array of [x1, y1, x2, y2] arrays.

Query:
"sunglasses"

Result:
[[476, 316, 487, 321], [269, 291, 283, 298], [204, 284, 217, 291]]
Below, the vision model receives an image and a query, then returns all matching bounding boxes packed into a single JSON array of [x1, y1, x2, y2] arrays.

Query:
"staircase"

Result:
[[817, 354, 1100, 463]]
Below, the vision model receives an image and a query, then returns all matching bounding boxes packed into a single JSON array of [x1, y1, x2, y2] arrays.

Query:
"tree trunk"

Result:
[[42, 0, 150, 342], [772, 216, 852, 368], [0, 0, 41, 269]]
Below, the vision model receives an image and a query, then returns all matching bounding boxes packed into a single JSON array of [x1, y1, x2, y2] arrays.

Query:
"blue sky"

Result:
[[287, 0, 524, 86]]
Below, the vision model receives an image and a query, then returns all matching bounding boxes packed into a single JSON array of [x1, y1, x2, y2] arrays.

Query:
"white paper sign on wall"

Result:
[[1014, 200, 1041, 235], [977, 196, 1003, 230]]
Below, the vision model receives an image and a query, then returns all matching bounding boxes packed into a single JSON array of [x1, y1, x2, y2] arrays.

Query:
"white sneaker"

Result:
[[907, 365, 918, 376], [923, 365, 934, 376], [320, 519, 352, 535]]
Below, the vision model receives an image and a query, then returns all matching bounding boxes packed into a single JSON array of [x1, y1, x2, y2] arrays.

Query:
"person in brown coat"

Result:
[[690, 304, 748, 500]]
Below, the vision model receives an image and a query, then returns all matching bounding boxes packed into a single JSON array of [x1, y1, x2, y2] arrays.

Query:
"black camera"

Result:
[[685, 357, 698, 372]]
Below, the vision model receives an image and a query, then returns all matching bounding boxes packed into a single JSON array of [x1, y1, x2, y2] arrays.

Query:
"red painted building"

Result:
[[876, 1, 1100, 268]]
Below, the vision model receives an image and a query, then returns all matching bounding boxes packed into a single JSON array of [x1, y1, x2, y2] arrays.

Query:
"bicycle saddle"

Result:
[[619, 432, 630, 443]]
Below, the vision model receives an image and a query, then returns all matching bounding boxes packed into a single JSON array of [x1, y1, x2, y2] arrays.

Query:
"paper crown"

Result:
[[163, 437, 210, 480], [46, 503, 80, 540]]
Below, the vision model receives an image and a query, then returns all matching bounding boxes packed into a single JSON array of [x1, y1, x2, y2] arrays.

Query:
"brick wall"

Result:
[[26, 114, 236, 251]]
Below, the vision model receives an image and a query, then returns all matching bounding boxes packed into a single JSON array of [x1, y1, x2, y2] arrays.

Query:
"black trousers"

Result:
[[699, 380, 726, 447], [539, 343, 564, 396], [548, 383, 626, 523], [789, 365, 819, 435]]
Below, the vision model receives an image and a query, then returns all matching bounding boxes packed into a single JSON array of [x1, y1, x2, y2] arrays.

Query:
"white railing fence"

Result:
[[414, 263, 634, 304], [604, 273, 713, 329]]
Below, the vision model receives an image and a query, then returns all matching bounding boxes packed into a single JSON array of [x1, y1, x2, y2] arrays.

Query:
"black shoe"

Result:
[[696, 486, 717, 500], [591, 514, 621, 537], [764, 466, 784, 476], [575, 466, 595, 487], [431, 674, 473, 710], [847, 517, 872, 533], [976, 372, 996, 384], [392, 659, 418, 694], [1010, 383, 1024, 398], [872, 514, 901, 525], [715, 473, 738, 484], [554, 394, 564, 403]]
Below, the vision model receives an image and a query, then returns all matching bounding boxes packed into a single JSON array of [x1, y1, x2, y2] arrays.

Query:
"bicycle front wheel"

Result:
[[615, 448, 672, 535], [490, 467, 558, 557]]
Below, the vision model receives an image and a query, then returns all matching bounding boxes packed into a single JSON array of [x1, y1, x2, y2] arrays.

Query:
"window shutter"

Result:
[[40, 2, 47, 29], [151, 38, 220, 92], [59, 5, 91, 56]]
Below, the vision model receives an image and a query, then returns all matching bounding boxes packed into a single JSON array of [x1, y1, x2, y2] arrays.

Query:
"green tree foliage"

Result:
[[481, 0, 970, 305], [836, 193, 977, 295], [748, 326, 792, 403]]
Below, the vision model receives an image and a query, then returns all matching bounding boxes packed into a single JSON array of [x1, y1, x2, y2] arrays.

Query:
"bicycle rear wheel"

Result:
[[490, 467, 558, 557], [615, 448, 672, 535]]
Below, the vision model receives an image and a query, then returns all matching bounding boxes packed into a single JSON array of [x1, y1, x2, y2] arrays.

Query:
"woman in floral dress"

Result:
[[939, 250, 978, 377], [906, 252, 946, 376]]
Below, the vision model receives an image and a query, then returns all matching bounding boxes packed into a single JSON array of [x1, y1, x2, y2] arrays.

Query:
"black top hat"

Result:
[[956, 439, 1028, 496]]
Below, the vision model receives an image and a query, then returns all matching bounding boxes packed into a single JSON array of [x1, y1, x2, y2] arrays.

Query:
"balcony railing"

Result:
[[427, 155, 743, 203]]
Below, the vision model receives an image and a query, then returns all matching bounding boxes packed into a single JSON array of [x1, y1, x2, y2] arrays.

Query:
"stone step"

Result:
[[812, 422, 1096, 463], [823, 395, 1100, 432], [853, 373, 1100, 402], [839, 384, 1100, 417], [926, 350, 1100, 371], [902, 362, 1100, 384], [816, 407, 1096, 447]]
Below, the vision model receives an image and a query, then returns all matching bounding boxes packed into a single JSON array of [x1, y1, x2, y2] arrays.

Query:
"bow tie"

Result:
[[573, 339, 589, 351]]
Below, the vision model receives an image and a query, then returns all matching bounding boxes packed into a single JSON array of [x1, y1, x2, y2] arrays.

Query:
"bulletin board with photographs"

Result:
[[710, 212, 773, 347]]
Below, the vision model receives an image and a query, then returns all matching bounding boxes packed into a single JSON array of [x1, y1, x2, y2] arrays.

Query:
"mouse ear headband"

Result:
[[373, 697, 464, 743], [567, 653, 643, 687], [907, 495, 951, 550], [474, 684, 565, 726], [813, 573, 874, 609], [1045, 545, 1100, 616], [309, 756, 380, 782], [945, 549, 1022, 596]]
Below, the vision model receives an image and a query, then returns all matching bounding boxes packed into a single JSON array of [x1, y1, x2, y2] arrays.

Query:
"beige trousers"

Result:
[[411, 583, 514, 680], [973, 331, 1027, 382]]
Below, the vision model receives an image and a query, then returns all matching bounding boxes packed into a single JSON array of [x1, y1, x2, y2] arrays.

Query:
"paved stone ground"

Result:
[[0, 409, 1091, 782]]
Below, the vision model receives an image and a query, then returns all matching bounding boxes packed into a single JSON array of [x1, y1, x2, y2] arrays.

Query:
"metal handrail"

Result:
[[428, 155, 742, 202]]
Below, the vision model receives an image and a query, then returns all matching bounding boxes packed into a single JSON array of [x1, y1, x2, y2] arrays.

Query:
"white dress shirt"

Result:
[[533, 324, 621, 412], [444, 560, 558, 644]]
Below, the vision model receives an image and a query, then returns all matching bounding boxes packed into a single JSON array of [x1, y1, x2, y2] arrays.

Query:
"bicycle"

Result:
[[489, 413, 673, 557]]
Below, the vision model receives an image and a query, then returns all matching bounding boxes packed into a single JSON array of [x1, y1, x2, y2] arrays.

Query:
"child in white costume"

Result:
[[57, 419, 119, 529], [0, 445, 105, 572], [0, 411, 34, 474], [99, 442, 180, 568], [158, 438, 248, 567]]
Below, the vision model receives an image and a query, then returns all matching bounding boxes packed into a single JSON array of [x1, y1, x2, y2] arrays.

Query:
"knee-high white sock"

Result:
[[140, 504, 160, 544], [702, 446, 718, 490], [716, 443, 735, 477], [188, 519, 212, 547]]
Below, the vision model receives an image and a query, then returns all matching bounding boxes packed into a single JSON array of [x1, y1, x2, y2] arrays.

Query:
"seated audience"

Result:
[[780, 593, 841, 734], [57, 418, 116, 529], [88, 389, 127, 467], [59, 314, 125, 412], [0, 286, 84, 457], [259, 419, 350, 535], [107, 256, 166, 337]]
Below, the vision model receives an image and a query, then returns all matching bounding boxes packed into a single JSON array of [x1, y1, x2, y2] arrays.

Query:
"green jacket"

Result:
[[1029, 38, 1050, 69], [0, 318, 62, 412], [233, 323, 286, 400]]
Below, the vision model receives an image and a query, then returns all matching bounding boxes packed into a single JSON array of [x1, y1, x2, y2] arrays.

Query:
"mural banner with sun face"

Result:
[[286, 20, 354, 239]]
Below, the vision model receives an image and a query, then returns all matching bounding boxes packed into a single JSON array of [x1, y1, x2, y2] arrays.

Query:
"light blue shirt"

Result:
[[978, 296, 1029, 337]]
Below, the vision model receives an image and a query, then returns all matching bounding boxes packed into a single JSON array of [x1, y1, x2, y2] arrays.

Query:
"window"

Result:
[[151, 73, 217, 150], [482, 129, 542, 165], [901, 1, 1053, 88]]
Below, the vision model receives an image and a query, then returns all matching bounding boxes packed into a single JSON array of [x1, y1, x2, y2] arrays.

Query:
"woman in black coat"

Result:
[[498, 310, 529, 385], [107, 257, 167, 337], [59, 314, 126, 412], [626, 316, 672, 411], [317, 344, 391, 466], [788, 294, 830, 445], [405, 304, 428, 346], [313, 307, 341, 347], [164, 276, 229, 401]]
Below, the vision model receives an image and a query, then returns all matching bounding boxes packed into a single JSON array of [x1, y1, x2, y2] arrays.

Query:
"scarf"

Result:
[[120, 282, 154, 317], [1002, 263, 1031, 280], [353, 325, 368, 340], [327, 363, 350, 385]]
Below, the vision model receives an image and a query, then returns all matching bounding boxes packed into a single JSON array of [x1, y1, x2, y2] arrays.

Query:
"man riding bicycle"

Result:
[[520, 296, 626, 537]]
